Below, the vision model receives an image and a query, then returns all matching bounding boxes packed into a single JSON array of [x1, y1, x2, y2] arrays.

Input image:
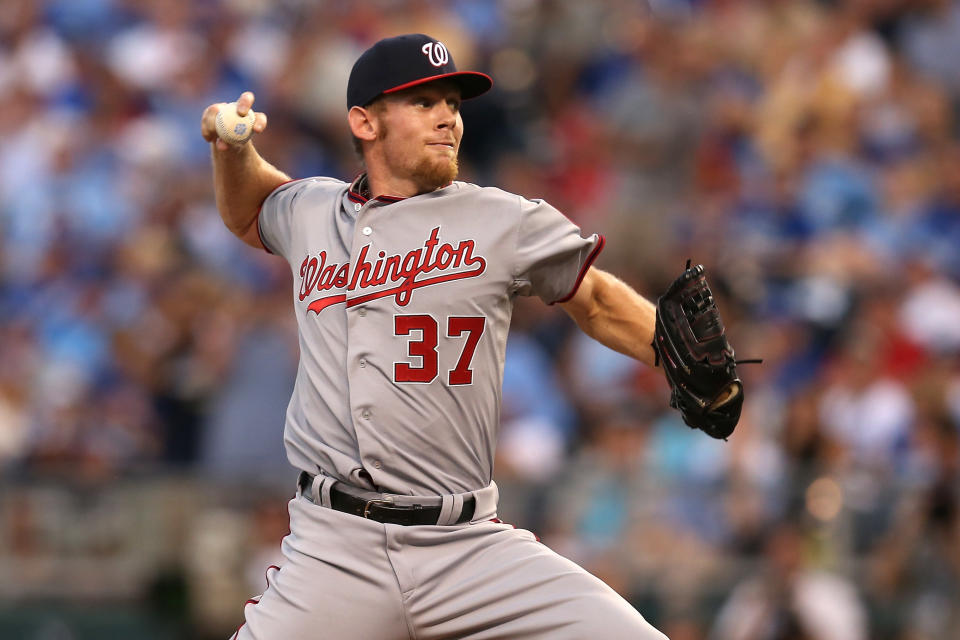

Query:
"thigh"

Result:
[[232, 497, 411, 640], [403, 522, 668, 640]]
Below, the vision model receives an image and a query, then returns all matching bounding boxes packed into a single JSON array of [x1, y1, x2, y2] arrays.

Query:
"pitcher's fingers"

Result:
[[253, 111, 268, 134], [201, 104, 222, 141], [236, 91, 255, 116]]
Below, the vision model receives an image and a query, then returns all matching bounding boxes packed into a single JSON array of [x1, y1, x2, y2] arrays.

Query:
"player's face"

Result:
[[373, 82, 463, 192]]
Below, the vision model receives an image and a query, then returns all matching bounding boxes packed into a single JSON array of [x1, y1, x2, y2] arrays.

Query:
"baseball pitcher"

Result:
[[201, 33, 745, 640]]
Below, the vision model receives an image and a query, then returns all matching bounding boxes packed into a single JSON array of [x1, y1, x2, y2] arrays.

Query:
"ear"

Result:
[[348, 106, 378, 143]]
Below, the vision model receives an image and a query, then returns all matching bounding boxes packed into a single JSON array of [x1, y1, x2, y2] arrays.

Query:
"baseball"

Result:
[[215, 102, 256, 145]]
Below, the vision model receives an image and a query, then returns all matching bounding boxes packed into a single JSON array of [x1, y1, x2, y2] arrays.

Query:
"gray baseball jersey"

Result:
[[231, 174, 672, 640], [257, 175, 604, 496]]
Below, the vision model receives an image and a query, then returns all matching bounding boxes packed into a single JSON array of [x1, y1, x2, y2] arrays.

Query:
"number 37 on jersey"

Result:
[[393, 314, 485, 386]]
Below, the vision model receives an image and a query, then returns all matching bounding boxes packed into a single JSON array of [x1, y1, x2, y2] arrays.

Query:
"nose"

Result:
[[435, 102, 457, 129]]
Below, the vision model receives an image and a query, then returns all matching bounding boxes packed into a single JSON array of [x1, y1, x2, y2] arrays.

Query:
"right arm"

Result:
[[201, 91, 291, 249]]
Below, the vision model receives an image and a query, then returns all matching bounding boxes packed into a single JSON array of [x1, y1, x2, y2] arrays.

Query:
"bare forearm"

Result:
[[201, 92, 290, 247], [211, 142, 290, 237], [562, 268, 658, 367]]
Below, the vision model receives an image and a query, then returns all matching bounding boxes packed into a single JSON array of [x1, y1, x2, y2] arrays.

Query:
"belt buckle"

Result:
[[363, 498, 394, 519]]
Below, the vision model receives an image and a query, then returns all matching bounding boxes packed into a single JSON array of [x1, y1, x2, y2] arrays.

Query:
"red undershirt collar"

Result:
[[347, 173, 406, 205]]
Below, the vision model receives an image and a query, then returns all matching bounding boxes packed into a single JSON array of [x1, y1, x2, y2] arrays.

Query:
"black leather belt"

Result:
[[298, 471, 475, 526]]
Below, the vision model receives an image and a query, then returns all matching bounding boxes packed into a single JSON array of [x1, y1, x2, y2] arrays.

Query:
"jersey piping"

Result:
[[550, 234, 606, 304]]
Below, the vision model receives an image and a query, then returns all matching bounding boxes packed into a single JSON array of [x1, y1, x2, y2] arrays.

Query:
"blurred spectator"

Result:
[[818, 338, 914, 472], [866, 421, 960, 639], [899, 0, 960, 101], [898, 257, 960, 353], [710, 520, 868, 640], [200, 293, 297, 483]]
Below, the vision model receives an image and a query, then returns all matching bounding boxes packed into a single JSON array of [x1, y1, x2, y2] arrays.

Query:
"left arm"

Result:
[[559, 267, 657, 367]]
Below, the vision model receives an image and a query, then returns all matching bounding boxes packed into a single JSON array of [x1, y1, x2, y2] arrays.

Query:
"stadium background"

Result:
[[2, 0, 959, 638]]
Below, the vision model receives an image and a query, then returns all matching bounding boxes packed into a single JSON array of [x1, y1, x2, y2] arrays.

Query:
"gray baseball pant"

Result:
[[231, 479, 668, 639]]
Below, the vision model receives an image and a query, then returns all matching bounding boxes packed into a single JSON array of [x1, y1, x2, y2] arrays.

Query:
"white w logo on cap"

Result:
[[421, 41, 449, 67]]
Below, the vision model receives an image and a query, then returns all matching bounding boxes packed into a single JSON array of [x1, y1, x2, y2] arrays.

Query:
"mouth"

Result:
[[427, 141, 456, 150]]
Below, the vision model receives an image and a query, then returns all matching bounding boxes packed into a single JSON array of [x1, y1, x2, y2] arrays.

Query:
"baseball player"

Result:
[[202, 33, 673, 640]]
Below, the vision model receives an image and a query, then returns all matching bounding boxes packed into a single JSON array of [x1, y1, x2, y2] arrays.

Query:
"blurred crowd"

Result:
[[2, 0, 960, 638]]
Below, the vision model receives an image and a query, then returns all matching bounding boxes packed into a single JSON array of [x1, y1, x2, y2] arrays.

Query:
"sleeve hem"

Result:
[[255, 207, 274, 254], [549, 234, 606, 305], [256, 178, 300, 254]]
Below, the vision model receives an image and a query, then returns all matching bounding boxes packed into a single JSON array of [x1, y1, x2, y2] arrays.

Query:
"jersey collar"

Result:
[[347, 173, 457, 205], [347, 173, 406, 205]]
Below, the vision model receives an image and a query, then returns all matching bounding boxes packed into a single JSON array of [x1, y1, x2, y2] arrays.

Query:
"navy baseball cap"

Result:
[[347, 34, 492, 109]]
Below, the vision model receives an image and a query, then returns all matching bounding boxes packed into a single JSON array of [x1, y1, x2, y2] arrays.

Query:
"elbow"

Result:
[[219, 204, 261, 239], [230, 218, 258, 239], [571, 285, 608, 336], [579, 300, 603, 334], [586, 276, 613, 323]]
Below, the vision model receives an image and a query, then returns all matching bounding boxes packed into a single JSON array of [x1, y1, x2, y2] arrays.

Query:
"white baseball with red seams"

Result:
[[215, 102, 256, 145]]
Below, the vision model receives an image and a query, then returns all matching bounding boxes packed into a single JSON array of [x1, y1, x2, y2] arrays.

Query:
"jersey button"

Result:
[[358, 308, 367, 317], [373, 461, 382, 469], [354, 203, 361, 212], [361, 226, 372, 236], [359, 359, 366, 368], [361, 410, 371, 419]]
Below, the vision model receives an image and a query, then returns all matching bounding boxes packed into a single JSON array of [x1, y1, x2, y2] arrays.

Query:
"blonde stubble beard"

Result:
[[412, 152, 458, 192], [379, 121, 459, 194]]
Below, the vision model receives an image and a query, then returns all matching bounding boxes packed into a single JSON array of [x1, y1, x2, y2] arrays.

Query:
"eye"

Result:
[[414, 97, 431, 108], [447, 99, 461, 112]]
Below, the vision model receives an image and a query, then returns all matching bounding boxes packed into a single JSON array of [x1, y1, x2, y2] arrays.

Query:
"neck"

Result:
[[365, 169, 431, 200], [362, 150, 452, 199]]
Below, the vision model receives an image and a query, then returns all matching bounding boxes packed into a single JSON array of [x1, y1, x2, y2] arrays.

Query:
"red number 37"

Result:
[[394, 315, 485, 385]]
